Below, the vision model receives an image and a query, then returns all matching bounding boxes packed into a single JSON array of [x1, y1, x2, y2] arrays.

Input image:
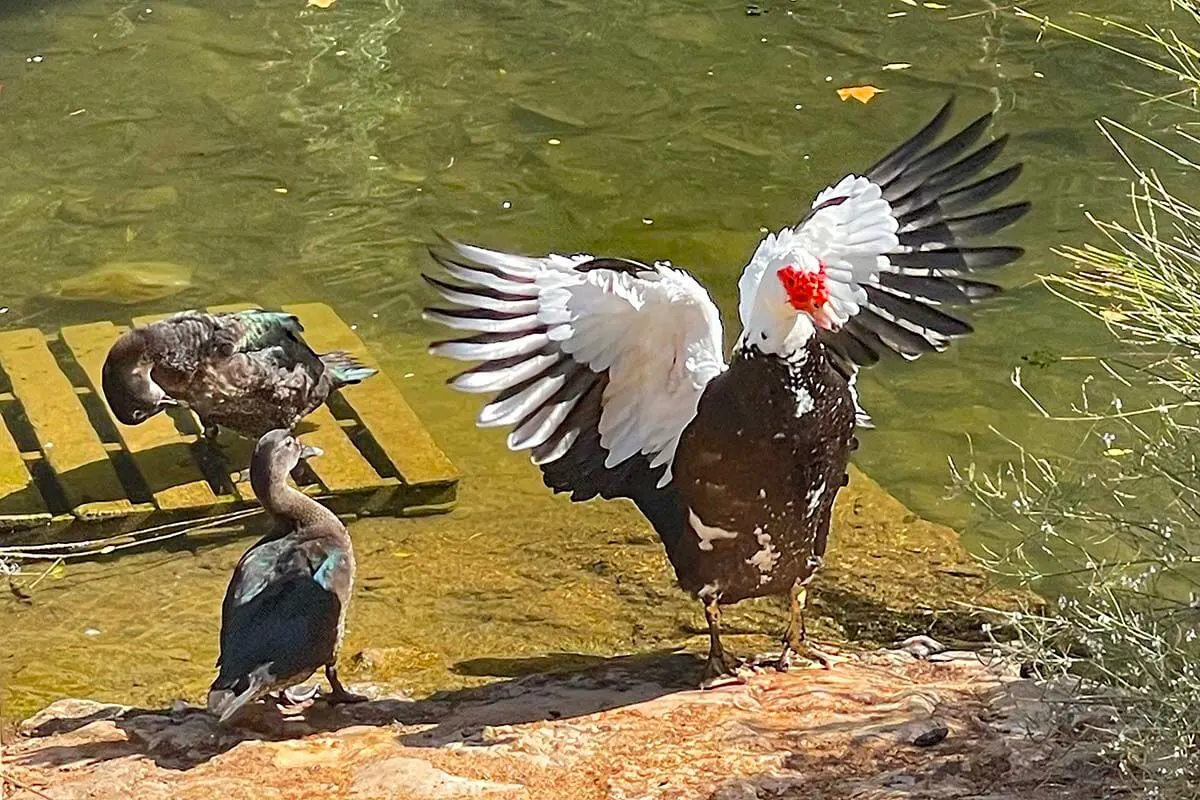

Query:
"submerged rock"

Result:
[[110, 186, 179, 215], [53, 186, 179, 227], [45, 261, 193, 305]]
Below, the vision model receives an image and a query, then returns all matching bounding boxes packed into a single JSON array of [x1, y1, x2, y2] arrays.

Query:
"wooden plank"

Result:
[[206, 303, 261, 314], [283, 303, 460, 489], [0, 329, 136, 520], [205, 304, 386, 496], [0, 409, 51, 526], [60, 321, 223, 513], [294, 405, 390, 495]]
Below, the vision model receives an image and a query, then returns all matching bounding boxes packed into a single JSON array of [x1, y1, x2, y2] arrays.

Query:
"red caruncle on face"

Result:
[[777, 263, 830, 315]]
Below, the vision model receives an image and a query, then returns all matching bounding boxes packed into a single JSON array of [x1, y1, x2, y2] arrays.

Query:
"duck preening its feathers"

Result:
[[423, 98, 1027, 686], [102, 309, 376, 440], [207, 429, 364, 723]]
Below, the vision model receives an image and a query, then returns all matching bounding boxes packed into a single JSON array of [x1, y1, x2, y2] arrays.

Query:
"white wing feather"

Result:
[[738, 174, 900, 331], [426, 243, 726, 487]]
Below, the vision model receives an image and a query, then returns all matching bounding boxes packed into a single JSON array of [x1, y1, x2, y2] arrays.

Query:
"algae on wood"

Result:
[[284, 302, 460, 509], [60, 320, 225, 513], [0, 329, 137, 520], [0, 410, 50, 527]]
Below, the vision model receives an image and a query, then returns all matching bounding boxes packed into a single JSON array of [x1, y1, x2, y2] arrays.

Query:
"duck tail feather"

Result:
[[207, 665, 272, 723], [320, 351, 378, 387]]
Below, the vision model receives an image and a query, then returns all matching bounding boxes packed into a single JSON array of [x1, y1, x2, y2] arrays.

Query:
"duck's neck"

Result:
[[738, 305, 815, 360], [253, 472, 339, 531]]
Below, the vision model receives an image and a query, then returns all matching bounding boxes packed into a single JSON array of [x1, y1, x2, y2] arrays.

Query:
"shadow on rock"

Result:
[[13, 649, 699, 771], [812, 586, 1002, 646], [405, 649, 698, 747]]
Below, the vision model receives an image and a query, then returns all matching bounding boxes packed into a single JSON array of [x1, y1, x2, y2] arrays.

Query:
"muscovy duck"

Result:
[[422, 98, 1028, 685]]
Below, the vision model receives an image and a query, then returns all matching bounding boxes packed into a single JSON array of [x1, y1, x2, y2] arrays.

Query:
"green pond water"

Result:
[[0, 0, 1189, 722]]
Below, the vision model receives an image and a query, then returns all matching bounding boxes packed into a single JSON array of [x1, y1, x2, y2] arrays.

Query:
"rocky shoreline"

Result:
[[4, 642, 1119, 800]]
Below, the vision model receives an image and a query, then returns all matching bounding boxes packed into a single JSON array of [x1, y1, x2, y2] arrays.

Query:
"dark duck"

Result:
[[208, 429, 365, 723], [101, 309, 376, 442], [421, 99, 1029, 686]]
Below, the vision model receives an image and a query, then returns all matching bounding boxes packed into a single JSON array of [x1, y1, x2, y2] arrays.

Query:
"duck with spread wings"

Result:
[[422, 99, 1028, 686]]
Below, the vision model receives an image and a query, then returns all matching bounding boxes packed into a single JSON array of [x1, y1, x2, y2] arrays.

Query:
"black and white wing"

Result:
[[738, 97, 1028, 422], [423, 241, 726, 509]]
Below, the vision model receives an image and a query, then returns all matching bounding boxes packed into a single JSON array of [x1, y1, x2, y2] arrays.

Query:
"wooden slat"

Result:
[[295, 405, 391, 494], [206, 303, 261, 314], [206, 304, 386, 496], [0, 408, 50, 526], [0, 329, 135, 520], [283, 302, 460, 488], [60, 321, 223, 513]]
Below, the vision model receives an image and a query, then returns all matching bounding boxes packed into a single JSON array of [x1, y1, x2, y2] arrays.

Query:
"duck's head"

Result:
[[250, 429, 323, 495], [102, 329, 178, 425]]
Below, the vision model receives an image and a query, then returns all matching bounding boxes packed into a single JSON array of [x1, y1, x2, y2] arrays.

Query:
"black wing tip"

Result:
[[426, 246, 491, 276], [928, 95, 957, 131], [956, 110, 996, 140], [980, 132, 1011, 157], [421, 271, 467, 293], [427, 231, 471, 265], [430, 229, 458, 249], [962, 280, 1004, 300], [575, 256, 648, 275], [426, 247, 457, 271], [982, 200, 1032, 227]]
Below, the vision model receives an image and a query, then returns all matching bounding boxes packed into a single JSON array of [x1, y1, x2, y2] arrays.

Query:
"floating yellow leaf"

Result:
[[897, 0, 918, 5], [836, 85, 886, 104], [882, 63, 912, 71], [923, 1, 948, 7], [392, 550, 414, 559], [1100, 304, 1131, 323], [307, 0, 336, 8], [1104, 448, 1133, 458]]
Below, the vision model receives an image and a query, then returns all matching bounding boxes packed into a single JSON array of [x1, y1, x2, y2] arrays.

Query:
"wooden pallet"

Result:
[[0, 302, 459, 543]]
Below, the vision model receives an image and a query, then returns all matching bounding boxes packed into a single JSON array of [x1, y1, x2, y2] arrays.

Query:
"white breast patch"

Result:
[[745, 525, 780, 584], [688, 509, 739, 551]]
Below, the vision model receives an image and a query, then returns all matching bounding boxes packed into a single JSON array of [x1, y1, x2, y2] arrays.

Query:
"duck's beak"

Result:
[[298, 444, 324, 460]]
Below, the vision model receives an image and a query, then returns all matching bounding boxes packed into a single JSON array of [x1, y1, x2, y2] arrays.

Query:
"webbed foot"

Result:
[[282, 684, 320, 705], [325, 664, 368, 705], [700, 652, 746, 689], [775, 581, 841, 672], [777, 639, 842, 672], [699, 596, 747, 689]]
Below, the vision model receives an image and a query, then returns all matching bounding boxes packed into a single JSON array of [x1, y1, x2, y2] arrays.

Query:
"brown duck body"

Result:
[[147, 312, 333, 438], [670, 339, 855, 605], [103, 310, 375, 440]]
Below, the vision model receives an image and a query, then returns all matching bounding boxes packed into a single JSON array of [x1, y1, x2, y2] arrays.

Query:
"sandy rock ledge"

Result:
[[3, 647, 1120, 800]]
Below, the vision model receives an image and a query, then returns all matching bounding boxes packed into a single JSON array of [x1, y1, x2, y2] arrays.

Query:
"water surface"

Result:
[[0, 0, 1186, 720]]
